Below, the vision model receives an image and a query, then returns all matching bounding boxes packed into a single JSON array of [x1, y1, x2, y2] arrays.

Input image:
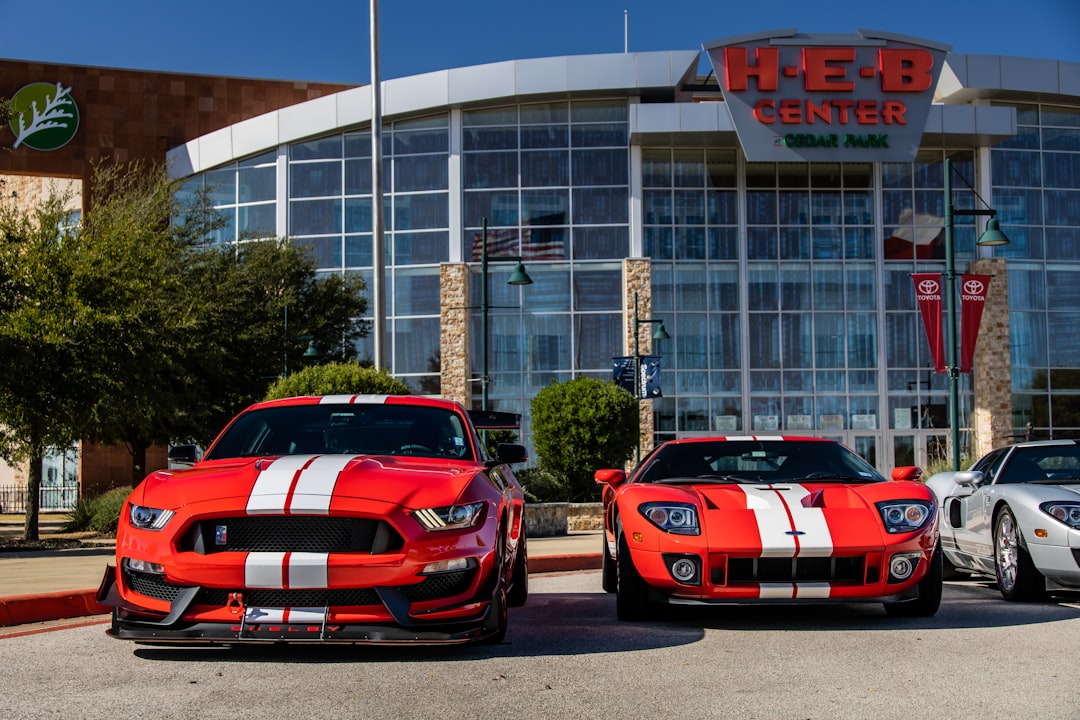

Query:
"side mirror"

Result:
[[891, 466, 923, 482], [167, 444, 200, 469], [594, 468, 626, 488], [954, 470, 983, 487], [495, 443, 528, 464]]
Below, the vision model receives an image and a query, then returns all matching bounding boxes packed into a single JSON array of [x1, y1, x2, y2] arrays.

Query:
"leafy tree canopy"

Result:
[[0, 159, 371, 536]]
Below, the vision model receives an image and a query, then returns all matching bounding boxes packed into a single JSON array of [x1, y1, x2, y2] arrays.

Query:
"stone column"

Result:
[[440, 263, 471, 407], [970, 257, 1011, 458], [624, 258, 655, 456]]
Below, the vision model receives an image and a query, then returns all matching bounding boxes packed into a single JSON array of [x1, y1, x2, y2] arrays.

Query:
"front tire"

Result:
[[506, 531, 529, 608], [615, 534, 654, 621], [885, 543, 943, 617], [994, 506, 1047, 601], [601, 532, 617, 593]]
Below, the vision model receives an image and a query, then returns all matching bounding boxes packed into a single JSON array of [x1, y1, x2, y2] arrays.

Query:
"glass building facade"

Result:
[[173, 49, 1080, 473]]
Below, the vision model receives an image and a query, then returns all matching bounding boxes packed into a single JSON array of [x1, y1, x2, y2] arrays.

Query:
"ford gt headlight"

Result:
[[129, 504, 174, 531], [639, 502, 700, 535], [1041, 501, 1080, 529], [413, 502, 485, 531], [875, 500, 933, 534]]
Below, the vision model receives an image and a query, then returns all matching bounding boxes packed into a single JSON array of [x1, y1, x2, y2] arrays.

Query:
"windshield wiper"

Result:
[[792, 473, 876, 483], [655, 474, 752, 485], [1029, 477, 1080, 484]]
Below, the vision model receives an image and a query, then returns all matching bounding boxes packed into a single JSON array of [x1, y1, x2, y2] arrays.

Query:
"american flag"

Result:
[[471, 227, 566, 261]]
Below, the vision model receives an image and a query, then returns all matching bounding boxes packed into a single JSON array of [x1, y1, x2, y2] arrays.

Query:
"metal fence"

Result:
[[0, 485, 79, 513]]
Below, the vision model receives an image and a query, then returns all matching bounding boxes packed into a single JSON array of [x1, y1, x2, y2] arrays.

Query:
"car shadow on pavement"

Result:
[[131, 591, 703, 663], [129, 582, 1080, 664]]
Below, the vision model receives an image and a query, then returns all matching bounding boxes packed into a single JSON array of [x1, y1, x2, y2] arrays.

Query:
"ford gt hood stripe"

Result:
[[757, 582, 835, 600], [738, 485, 834, 558]]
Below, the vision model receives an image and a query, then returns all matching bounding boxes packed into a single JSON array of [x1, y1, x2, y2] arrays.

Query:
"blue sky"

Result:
[[1, 0, 1077, 84]]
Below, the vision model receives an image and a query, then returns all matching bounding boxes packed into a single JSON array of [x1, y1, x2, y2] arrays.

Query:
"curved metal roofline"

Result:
[[167, 50, 700, 179]]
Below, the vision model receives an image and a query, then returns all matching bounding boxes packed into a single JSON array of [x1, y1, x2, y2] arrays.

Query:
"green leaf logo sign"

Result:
[[9, 82, 80, 151]]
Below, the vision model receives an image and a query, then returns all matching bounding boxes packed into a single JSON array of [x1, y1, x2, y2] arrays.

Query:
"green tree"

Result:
[[177, 239, 369, 444], [76, 160, 216, 485], [0, 159, 371, 543], [530, 377, 639, 501], [264, 362, 409, 400], [0, 182, 114, 539], [78, 162, 368, 483]]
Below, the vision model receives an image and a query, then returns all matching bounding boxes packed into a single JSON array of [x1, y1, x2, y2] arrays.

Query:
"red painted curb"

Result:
[[528, 553, 602, 574], [0, 590, 108, 627]]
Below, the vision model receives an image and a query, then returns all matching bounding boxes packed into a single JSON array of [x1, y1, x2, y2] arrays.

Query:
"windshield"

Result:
[[998, 444, 1080, 484], [204, 403, 474, 461], [636, 440, 884, 484]]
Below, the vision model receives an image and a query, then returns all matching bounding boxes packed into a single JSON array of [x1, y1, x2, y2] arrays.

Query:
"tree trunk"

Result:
[[130, 440, 149, 487], [23, 452, 42, 542]]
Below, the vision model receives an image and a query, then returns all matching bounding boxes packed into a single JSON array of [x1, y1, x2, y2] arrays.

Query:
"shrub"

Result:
[[264, 361, 409, 400], [515, 466, 572, 504], [924, 453, 977, 479], [89, 487, 132, 535], [63, 495, 97, 532], [531, 377, 638, 501]]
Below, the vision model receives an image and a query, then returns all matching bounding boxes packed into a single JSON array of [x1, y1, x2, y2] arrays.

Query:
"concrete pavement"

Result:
[[0, 514, 602, 627]]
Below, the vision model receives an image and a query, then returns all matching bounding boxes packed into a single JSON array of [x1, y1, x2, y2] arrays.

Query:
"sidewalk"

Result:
[[0, 514, 601, 627]]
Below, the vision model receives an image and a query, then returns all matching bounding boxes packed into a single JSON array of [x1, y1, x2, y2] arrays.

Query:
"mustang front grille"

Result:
[[124, 568, 185, 602], [713, 555, 867, 585], [400, 570, 474, 601], [124, 569, 476, 607], [179, 516, 404, 554], [197, 587, 381, 607]]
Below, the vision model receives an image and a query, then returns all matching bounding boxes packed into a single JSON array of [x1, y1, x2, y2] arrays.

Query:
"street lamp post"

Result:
[[943, 157, 1010, 470], [631, 291, 670, 460], [632, 291, 670, 400], [478, 217, 532, 412]]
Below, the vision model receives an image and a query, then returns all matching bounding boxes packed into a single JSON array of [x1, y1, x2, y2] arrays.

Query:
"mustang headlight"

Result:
[[129, 504, 174, 531], [413, 502, 485, 531], [640, 502, 700, 535], [1040, 501, 1080, 529], [876, 500, 933, 534]]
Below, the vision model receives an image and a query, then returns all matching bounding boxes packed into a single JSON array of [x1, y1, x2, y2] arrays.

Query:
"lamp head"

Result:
[[508, 262, 533, 285], [303, 340, 320, 359], [652, 322, 671, 341], [977, 217, 1010, 246]]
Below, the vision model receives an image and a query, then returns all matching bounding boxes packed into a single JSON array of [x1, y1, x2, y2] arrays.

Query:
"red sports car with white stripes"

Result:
[[97, 395, 529, 645], [594, 436, 941, 620]]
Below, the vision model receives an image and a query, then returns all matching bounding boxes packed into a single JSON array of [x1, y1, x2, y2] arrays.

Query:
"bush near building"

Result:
[[530, 377, 638, 502]]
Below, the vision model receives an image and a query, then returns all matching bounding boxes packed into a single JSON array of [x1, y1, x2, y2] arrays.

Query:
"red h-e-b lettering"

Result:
[[879, 49, 935, 92]]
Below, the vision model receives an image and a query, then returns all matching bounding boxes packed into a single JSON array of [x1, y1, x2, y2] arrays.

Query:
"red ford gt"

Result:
[[97, 395, 529, 645], [594, 436, 941, 620]]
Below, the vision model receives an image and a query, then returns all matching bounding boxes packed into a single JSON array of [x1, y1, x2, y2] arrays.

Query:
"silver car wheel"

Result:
[[995, 511, 1019, 593]]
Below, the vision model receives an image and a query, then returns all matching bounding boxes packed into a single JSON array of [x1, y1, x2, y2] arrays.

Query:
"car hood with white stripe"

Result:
[[625, 480, 933, 554], [131, 454, 483, 514]]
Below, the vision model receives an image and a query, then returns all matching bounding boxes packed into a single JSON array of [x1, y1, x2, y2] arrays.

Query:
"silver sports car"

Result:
[[925, 439, 1080, 600]]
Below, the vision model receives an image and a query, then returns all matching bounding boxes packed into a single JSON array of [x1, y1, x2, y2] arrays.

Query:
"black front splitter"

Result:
[[107, 617, 495, 645]]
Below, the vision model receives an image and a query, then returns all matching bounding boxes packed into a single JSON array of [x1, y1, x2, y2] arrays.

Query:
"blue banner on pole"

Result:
[[640, 356, 662, 398], [612, 356, 635, 394]]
